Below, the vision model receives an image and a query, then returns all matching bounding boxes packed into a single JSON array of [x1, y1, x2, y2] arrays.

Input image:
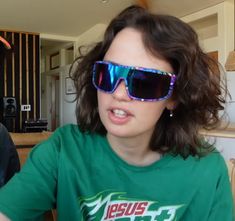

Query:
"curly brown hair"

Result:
[[70, 5, 227, 158]]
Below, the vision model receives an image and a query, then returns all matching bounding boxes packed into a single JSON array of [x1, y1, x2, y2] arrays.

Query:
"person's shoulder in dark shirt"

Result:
[[0, 123, 20, 187]]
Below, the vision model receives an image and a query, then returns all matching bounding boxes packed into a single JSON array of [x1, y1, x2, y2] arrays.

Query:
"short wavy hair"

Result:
[[70, 5, 227, 158]]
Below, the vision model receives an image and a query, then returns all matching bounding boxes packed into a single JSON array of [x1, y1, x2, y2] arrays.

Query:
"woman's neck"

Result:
[[106, 133, 161, 166]]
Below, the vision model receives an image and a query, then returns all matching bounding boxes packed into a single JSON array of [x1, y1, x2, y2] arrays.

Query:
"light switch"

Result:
[[21, 104, 31, 111]]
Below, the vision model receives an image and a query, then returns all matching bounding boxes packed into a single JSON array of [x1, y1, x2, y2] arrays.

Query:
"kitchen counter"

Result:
[[10, 131, 52, 147]]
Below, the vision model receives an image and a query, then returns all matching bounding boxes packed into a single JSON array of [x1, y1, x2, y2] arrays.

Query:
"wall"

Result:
[[74, 23, 107, 57], [206, 136, 235, 160], [226, 72, 235, 123], [40, 23, 107, 130], [181, 1, 234, 65], [181, 1, 235, 160], [201, 70, 235, 161], [61, 65, 76, 125], [61, 24, 107, 126]]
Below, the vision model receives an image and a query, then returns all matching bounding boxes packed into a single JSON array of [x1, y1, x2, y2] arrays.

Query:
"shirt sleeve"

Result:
[[208, 156, 235, 221], [5, 145, 20, 184], [0, 130, 60, 221]]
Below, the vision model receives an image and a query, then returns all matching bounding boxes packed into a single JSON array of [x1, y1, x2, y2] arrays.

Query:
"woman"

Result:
[[0, 5, 233, 221]]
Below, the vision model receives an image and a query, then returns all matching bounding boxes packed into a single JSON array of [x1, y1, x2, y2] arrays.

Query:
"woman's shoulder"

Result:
[[48, 124, 84, 140], [199, 149, 227, 166], [186, 149, 228, 176], [29, 124, 106, 163], [45, 124, 106, 149], [169, 149, 227, 174], [165, 150, 229, 186], [52, 124, 101, 140], [53, 123, 80, 134]]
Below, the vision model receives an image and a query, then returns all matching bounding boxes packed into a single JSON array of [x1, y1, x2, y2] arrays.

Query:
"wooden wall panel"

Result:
[[6, 32, 13, 97], [21, 34, 27, 127], [35, 36, 40, 120], [14, 33, 20, 131], [0, 30, 40, 132], [28, 35, 34, 120], [0, 31, 4, 99]]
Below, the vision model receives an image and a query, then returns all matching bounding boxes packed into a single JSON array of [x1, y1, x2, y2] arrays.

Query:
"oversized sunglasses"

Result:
[[92, 61, 177, 102]]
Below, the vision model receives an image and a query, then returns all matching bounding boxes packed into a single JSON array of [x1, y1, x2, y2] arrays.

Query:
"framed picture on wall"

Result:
[[50, 52, 60, 70], [65, 77, 76, 94]]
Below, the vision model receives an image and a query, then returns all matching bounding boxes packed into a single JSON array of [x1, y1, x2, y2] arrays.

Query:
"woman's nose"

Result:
[[112, 80, 132, 101]]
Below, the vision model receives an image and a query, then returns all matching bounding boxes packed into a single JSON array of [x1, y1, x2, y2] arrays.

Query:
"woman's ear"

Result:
[[166, 98, 177, 111]]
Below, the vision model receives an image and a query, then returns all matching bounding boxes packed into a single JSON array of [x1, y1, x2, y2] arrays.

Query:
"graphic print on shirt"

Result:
[[79, 190, 184, 221]]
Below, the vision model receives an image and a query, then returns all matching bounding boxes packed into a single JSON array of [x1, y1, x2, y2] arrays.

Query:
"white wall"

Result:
[[181, 1, 234, 65], [181, 2, 235, 161], [206, 72, 235, 161], [60, 65, 77, 126], [206, 136, 235, 160], [74, 23, 107, 56], [52, 23, 107, 127], [60, 24, 107, 126], [226, 72, 235, 123]]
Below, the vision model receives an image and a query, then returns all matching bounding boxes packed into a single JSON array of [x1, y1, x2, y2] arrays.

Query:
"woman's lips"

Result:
[[108, 108, 133, 125]]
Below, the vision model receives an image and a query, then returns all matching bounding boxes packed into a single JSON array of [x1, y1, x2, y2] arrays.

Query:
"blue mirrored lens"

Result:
[[93, 61, 176, 101]]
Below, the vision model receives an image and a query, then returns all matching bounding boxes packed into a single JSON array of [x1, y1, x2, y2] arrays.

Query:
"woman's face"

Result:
[[97, 28, 174, 140]]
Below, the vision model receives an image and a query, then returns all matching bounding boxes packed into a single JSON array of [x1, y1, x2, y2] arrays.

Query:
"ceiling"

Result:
[[0, 0, 226, 43]]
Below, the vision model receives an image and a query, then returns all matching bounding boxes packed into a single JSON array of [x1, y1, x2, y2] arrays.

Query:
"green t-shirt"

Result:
[[0, 124, 233, 221]]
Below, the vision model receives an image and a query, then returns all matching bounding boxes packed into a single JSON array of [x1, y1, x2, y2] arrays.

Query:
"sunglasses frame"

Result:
[[92, 60, 177, 102]]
